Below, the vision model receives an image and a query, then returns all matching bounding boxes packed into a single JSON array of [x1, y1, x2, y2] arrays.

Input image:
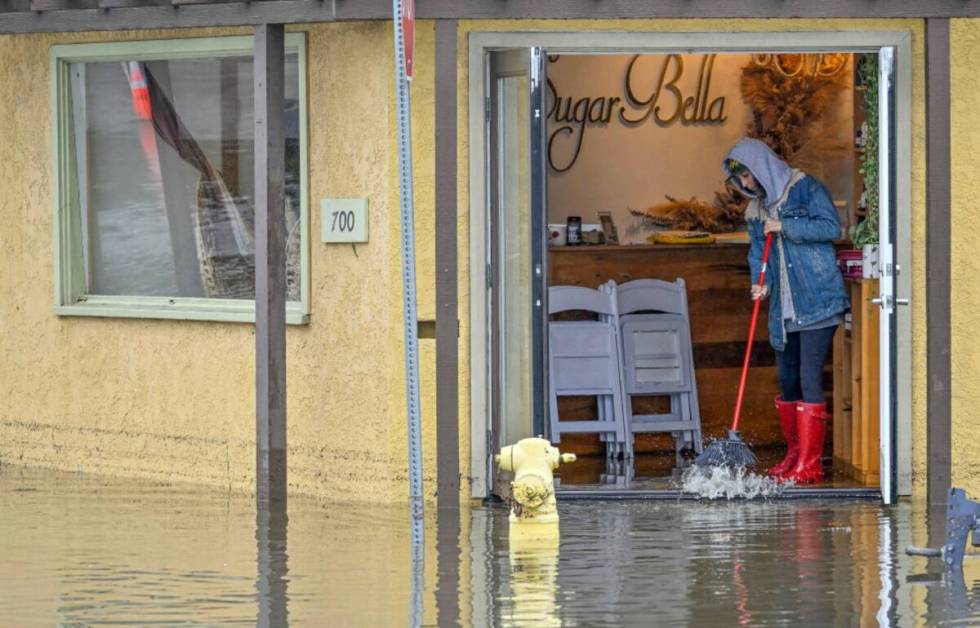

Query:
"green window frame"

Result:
[[50, 34, 310, 324]]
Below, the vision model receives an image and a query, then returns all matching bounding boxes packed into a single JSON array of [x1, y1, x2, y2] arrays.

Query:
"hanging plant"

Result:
[[850, 54, 879, 247], [740, 54, 850, 162]]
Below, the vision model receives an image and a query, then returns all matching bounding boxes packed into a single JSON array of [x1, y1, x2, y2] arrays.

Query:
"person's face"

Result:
[[738, 170, 759, 193]]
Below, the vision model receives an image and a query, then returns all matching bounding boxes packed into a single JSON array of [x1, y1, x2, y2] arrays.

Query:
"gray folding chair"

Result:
[[597, 280, 631, 458], [615, 279, 703, 465], [547, 285, 629, 458]]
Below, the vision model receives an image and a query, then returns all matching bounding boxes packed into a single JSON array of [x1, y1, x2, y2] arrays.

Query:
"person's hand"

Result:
[[764, 218, 782, 234], [751, 284, 769, 301]]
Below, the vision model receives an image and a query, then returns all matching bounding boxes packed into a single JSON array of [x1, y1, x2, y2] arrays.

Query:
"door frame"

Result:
[[468, 30, 914, 500]]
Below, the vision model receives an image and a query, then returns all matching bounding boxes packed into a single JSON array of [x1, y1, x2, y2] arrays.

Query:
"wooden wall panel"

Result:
[[550, 243, 836, 456]]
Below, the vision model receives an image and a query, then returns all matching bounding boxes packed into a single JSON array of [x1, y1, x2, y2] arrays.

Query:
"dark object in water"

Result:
[[905, 487, 980, 568], [695, 429, 758, 468]]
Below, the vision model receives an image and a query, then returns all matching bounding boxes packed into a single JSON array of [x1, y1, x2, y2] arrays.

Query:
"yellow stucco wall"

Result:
[[0, 22, 441, 504], [950, 19, 980, 498], [0, 16, 935, 505]]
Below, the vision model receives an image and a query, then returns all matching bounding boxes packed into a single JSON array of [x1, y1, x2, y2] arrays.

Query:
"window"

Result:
[[51, 35, 309, 323]]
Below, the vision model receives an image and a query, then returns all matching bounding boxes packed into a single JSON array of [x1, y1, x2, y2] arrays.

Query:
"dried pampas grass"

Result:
[[740, 55, 850, 163], [630, 193, 744, 234]]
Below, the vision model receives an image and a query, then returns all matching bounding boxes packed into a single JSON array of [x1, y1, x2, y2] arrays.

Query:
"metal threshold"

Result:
[[555, 487, 882, 500]]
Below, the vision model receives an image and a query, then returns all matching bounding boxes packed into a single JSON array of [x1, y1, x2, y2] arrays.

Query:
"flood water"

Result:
[[1, 465, 978, 626]]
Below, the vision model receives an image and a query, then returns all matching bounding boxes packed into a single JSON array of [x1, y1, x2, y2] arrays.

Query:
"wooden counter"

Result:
[[549, 242, 786, 453]]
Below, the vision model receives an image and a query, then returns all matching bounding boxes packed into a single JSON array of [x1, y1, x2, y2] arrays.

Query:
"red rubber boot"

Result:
[[782, 402, 827, 485], [767, 397, 799, 479]]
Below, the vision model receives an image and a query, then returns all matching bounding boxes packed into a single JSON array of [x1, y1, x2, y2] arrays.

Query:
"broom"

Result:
[[695, 232, 774, 469]]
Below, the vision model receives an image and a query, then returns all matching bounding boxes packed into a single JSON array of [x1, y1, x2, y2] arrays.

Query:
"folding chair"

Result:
[[547, 285, 630, 458], [614, 279, 703, 465]]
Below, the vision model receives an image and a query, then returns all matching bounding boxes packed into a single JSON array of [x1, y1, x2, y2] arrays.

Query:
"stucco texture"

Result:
[[0, 22, 441, 504], [950, 19, 980, 497]]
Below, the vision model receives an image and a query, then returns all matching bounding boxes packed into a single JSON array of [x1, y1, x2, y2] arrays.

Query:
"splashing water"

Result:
[[680, 465, 784, 499]]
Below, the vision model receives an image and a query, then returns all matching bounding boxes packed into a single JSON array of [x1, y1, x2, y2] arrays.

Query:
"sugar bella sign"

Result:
[[547, 54, 728, 173]]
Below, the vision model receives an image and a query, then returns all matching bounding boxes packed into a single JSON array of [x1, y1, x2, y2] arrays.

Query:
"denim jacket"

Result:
[[747, 174, 850, 351]]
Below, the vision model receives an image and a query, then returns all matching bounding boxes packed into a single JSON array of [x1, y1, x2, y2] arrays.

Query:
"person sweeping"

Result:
[[721, 138, 850, 485]]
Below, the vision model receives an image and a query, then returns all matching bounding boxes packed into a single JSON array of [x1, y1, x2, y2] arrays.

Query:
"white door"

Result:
[[875, 46, 905, 505], [486, 47, 548, 495]]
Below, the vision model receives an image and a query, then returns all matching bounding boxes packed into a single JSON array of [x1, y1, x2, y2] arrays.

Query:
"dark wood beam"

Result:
[[926, 17, 951, 507], [171, 0, 245, 6], [435, 18, 460, 511], [255, 22, 287, 507], [414, 0, 980, 19], [28, 0, 96, 10], [0, 0, 335, 32], [97, 0, 169, 8], [0, 1, 31, 13], [8, 0, 980, 34]]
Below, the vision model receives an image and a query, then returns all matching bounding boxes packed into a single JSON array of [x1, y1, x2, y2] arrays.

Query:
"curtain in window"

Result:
[[133, 61, 256, 299]]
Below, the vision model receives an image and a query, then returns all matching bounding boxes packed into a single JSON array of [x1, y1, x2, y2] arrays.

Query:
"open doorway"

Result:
[[547, 51, 881, 492], [470, 32, 912, 504]]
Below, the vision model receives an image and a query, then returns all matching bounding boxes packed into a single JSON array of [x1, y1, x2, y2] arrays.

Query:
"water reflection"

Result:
[[436, 509, 461, 628], [2, 466, 979, 626], [945, 567, 980, 620], [255, 505, 289, 627], [908, 503, 980, 623], [507, 534, 560, 627], [410, 534, 425, 628]]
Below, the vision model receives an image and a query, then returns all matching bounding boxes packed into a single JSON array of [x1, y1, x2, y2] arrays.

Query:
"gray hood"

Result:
[[723, 138, 793, 208]]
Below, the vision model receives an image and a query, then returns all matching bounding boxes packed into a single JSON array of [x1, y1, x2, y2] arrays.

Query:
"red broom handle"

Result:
[[731, 232, 773, 432]]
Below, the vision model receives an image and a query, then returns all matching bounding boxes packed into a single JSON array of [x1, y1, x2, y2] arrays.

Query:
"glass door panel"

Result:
[[488, 48, 547, 486]]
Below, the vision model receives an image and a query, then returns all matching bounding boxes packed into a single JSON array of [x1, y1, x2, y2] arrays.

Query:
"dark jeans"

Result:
[[775, 326, 838, 404]]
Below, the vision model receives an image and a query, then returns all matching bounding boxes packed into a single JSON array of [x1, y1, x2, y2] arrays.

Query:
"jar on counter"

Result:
[[566, 216, 582, 246]]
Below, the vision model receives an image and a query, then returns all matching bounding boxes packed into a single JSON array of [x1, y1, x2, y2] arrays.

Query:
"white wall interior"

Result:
[[546, 53, 855, 242]]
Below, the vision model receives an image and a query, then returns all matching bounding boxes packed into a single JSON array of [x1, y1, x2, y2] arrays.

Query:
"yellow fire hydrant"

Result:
[[495, 437, 576, 526], [497, 437, 571, 624]]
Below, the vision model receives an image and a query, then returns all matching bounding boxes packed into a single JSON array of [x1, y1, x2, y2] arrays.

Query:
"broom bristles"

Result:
[[694, 430, 758, 468]]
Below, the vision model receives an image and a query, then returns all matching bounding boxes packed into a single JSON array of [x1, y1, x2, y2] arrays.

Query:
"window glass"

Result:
[[66, 53, 302, 301]]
